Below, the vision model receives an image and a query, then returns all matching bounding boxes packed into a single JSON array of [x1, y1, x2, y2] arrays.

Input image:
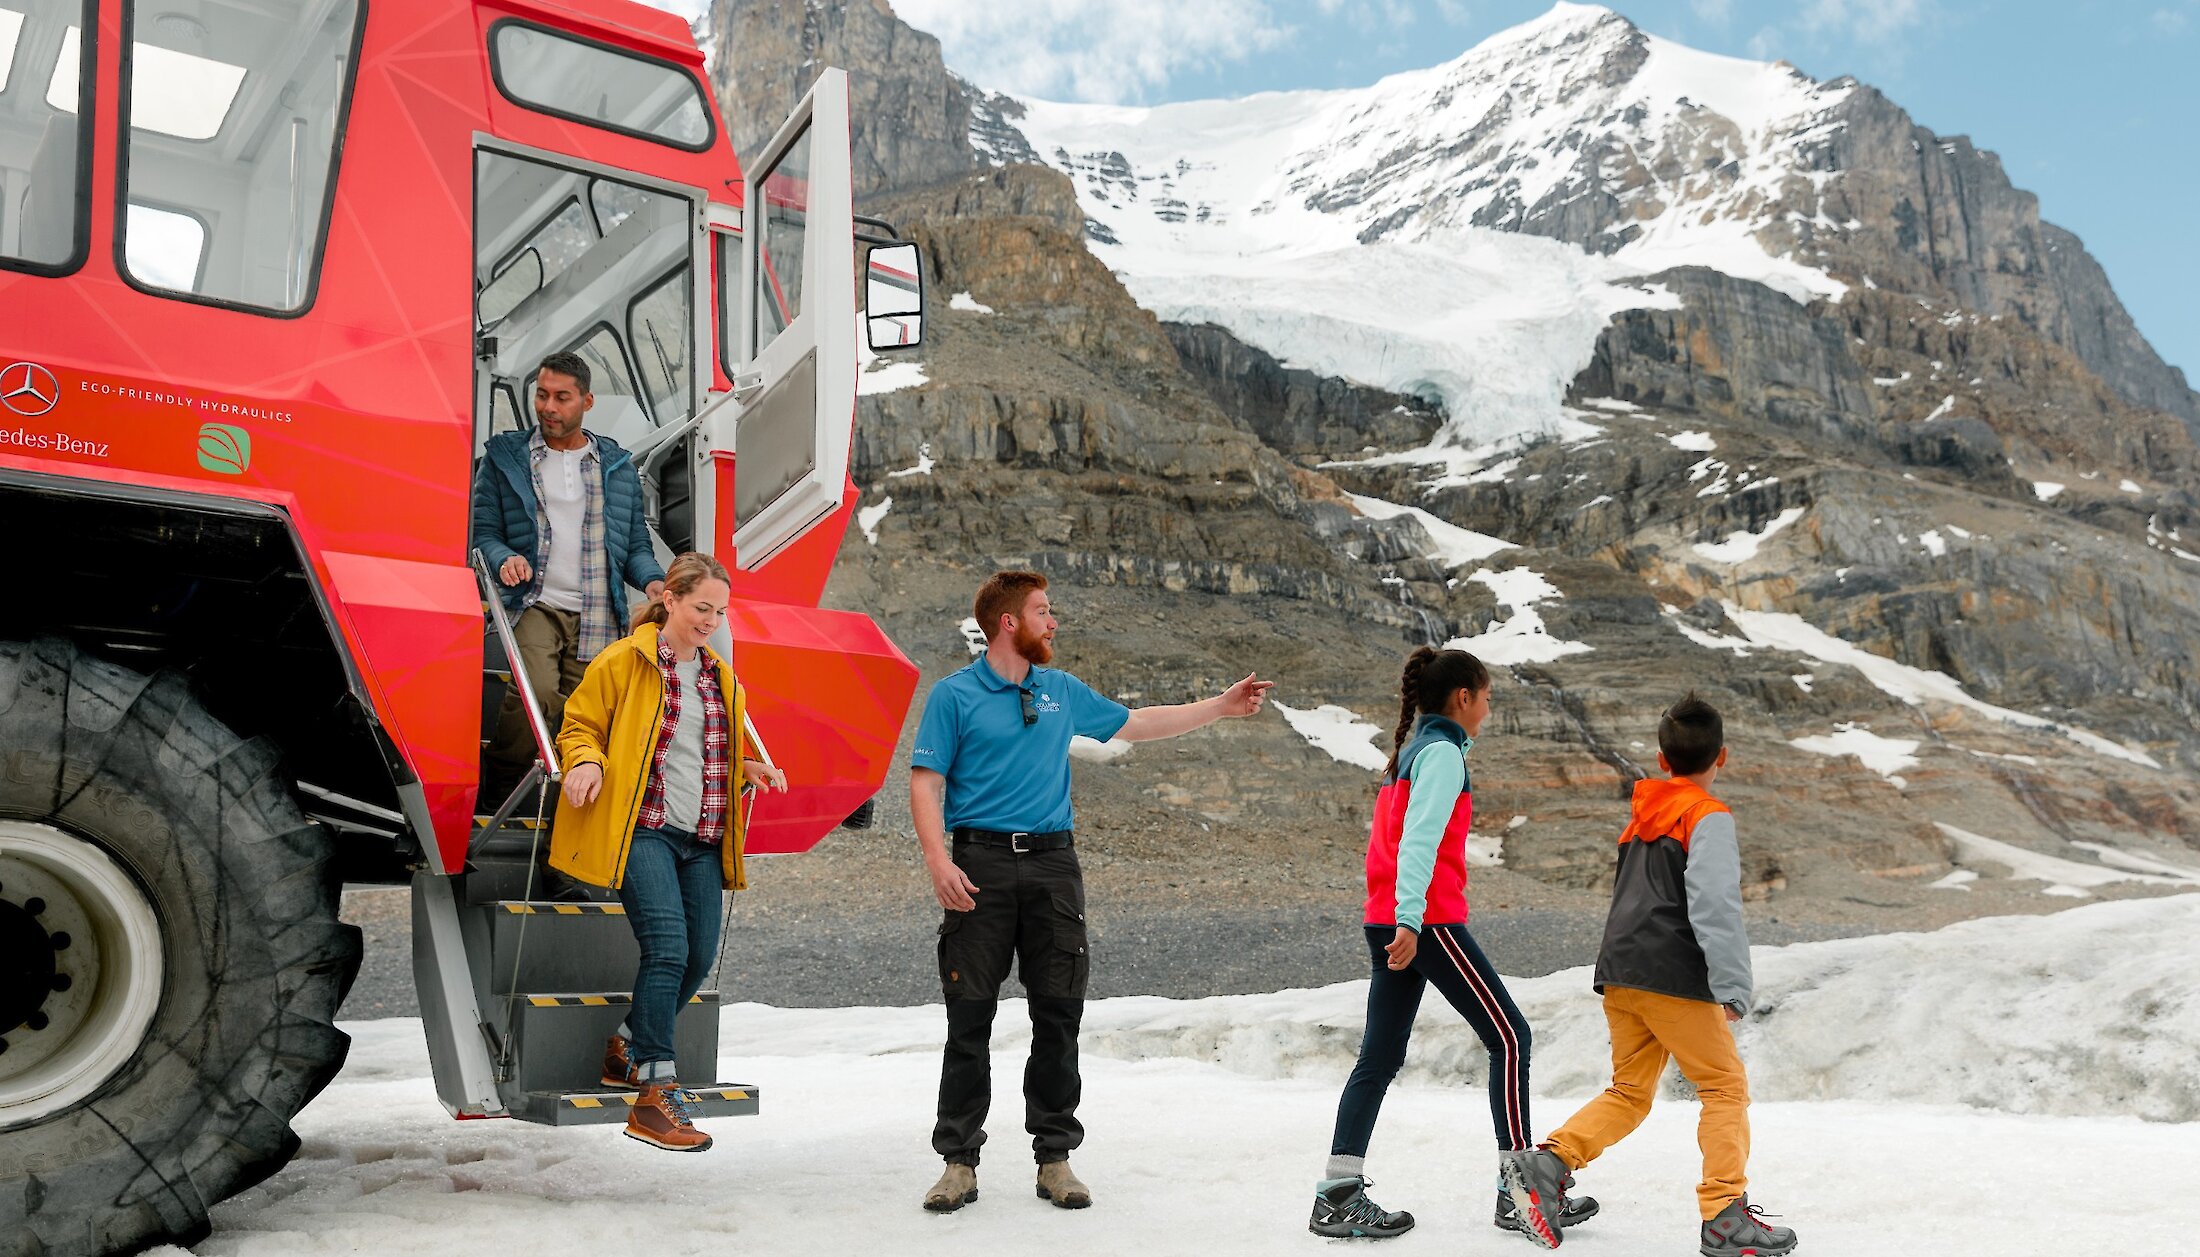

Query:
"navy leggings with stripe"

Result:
[[1330, 923, 1534, 1157]]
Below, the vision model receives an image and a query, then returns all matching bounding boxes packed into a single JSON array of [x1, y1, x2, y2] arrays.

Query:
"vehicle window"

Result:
[[478, 248, 542, 326], [568, 324, 642, 416], [124, 203, 206, 290], [490, 21, 711, 151], [516, 198, 593, 286], [754, 123, 809, 357], [591, 179, 647, 236], [489, 383, 521, 436], [1, 1, 93, 273], [116, 0, 363, 313], [714, 229, 744, 376], [628, 269, 692, 427]]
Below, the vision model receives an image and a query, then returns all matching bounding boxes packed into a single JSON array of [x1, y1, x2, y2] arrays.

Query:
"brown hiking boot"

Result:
[[923, 1162, 979, 1212], [623, 1082, 712, 1152], [600, 1034, 635, 1088], [1036, 1159, 1091, 1209]]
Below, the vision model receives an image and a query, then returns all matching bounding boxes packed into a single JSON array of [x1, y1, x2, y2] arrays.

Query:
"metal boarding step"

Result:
[[514, 1084, 760, 1126], [450, 876, 755, 1128], [501, 990, 724, 1094]]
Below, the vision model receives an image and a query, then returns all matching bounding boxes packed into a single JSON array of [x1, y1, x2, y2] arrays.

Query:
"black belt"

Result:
[[953, 828, 1073, 853]]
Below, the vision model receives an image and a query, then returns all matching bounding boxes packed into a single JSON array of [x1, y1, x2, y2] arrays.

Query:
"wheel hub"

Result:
[[0, 893, 63, 1036], [0, 821, 164, 1127]]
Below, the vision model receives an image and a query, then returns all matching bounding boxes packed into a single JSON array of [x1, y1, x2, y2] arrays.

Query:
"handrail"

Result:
[[741, 710, 775, 771], [472, 547, 562, 782]]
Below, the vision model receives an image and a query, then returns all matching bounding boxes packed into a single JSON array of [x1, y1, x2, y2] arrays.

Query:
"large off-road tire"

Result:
[[0, 638, 362, 1256]]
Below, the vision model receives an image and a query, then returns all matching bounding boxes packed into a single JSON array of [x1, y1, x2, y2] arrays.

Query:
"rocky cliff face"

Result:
[[707, 0, 974, 197], [709, 0, 2200, 940], [1809, 89, 2199, 433]]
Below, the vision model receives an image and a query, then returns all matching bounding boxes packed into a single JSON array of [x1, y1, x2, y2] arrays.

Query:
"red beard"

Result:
[[1013, 621, 1054, 665]]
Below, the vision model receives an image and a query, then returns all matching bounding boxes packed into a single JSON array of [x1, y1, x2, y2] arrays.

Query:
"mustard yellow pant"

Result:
[[1542, 986, 1750, 1219]]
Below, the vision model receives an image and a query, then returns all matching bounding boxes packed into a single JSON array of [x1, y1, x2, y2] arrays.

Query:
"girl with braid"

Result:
[[1308, 647, 1594, 1247]]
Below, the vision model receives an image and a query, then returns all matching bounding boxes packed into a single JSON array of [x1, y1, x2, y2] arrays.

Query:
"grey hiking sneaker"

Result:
[[1700, 1196, 1798, 1256], [1496, 1149, 1567, 1248], [1497, 1162, 1598, 1234], [1036, 1158, 1091, 1209], [923, 1162, 978, 1212], [1309, 1175, 1415, 1239]]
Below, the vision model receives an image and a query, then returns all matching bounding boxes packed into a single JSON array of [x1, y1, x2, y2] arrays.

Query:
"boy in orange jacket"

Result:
[[1519, 694, 1798, 1257]]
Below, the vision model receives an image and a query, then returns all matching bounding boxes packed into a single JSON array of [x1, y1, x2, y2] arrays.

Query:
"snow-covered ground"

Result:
[[178, 896, 2200, 1255]]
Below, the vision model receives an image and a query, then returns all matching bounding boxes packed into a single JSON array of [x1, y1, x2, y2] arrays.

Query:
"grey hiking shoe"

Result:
[[1497, 1149, 1567, 1248], [923, 1162, 978, 1212], [1309, 1175, 1414, 1239], [1036, 1158, 1091, 1209], [1497, 1162, 1598, 1234], [1700, 1196, 1798, 1256]]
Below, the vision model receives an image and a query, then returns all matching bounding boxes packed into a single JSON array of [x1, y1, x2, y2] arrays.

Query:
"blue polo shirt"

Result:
[[910, 657, 1131, 833]]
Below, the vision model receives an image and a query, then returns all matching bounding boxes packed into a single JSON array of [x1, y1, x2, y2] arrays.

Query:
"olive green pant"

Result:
[[486, 604, 587, 793]]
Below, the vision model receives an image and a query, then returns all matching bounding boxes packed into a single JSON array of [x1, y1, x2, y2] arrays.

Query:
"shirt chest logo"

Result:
[[1032, 692, 1061, 714]]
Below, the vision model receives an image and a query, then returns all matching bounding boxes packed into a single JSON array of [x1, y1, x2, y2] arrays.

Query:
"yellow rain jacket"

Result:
[[549, 622, 750, 891]]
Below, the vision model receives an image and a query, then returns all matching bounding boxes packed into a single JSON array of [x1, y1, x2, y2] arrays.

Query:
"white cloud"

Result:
[[1796, 0, 1931, 43], [1691, 0, 1735, 22], [894, 0, 1290, 104], [2155, 6, 2192, 35]]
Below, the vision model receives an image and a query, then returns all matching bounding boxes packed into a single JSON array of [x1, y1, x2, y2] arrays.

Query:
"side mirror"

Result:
[[865, 242, 924, 351]]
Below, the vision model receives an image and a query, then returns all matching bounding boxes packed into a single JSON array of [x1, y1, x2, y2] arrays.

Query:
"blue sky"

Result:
[[883, 0, 2198, 383]]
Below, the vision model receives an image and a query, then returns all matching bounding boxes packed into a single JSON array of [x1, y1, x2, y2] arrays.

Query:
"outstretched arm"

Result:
[[1116, 673, 1274, 743]]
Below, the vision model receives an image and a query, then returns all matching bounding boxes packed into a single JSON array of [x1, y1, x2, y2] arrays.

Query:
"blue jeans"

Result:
[[617, 825, 723, 1075]]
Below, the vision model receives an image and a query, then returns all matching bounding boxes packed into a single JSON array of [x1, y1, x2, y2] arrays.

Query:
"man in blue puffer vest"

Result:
[[473, 351, 665, 802]]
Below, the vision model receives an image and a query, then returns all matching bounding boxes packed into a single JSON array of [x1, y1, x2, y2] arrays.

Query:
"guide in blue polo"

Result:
[[907, 569, 1273, 1215]]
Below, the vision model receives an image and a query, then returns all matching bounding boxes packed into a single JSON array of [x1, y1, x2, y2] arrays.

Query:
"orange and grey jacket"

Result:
[[1592, 777, 1753, 1014]]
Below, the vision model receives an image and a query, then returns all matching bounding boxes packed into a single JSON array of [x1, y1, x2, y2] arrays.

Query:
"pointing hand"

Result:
[[1217, 672, 1276, 718]]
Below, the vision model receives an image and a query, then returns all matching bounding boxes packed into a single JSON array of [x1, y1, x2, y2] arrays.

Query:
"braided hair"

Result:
[[1382, 646, 1491, 778]]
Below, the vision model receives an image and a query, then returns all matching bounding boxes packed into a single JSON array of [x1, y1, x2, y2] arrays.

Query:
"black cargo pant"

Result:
[[932, 838, 1090, 1166]]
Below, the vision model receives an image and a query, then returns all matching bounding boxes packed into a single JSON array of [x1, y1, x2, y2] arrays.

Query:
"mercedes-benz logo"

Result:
[[1, 362, 59, 418]]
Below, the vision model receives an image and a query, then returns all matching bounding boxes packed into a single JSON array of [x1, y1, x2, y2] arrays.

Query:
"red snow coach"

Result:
[[0, 1, 925, 1251]]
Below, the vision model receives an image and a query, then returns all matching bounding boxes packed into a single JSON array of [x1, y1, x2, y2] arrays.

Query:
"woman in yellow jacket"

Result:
[[551, 550, 786, 1153]]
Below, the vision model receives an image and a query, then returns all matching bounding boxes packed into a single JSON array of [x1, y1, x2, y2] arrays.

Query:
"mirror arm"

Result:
[[853, 213, 904, 247]]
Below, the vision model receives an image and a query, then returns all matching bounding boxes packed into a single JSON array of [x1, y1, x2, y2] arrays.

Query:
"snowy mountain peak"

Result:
[[992, 1, 1853, 293], [969, 2, 1858, 443]]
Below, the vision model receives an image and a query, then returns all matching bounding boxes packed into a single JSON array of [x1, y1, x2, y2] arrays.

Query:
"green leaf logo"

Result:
[[196, 423, 250, 475]]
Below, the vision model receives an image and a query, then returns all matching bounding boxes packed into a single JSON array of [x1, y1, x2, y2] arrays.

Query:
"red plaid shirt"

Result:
[[636, 641, 732, 843]]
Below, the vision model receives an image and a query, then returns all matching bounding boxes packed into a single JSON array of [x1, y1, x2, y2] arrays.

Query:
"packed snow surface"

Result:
[[1445, 566, 1592, 665], [1693, 505, 1807, 564], [1068, 735, 1133, 763], [1344, 491, 1516, 566], [1719, 604, 2160, 768], [1001, 3, 1852, 447], [1272, 700, 1390, 772], [855, 496, 892, 544], [1789, 723, 1921, 780], [1935, 824, 2200, 899], [184, 895, 2200, 1254]]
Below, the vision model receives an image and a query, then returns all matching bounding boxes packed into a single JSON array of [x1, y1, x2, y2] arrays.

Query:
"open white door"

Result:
[[705, 67, 857, 571]]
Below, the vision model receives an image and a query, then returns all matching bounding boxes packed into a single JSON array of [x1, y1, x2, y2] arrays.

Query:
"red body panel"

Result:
[[0, 0, 913, 871]]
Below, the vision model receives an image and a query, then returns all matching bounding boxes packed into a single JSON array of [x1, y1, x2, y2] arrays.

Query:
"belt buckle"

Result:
[[1010, 831, 1033, 855]]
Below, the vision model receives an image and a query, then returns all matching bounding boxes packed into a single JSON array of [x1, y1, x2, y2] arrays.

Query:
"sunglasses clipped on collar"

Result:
[[1018, 686, 1037, 726]]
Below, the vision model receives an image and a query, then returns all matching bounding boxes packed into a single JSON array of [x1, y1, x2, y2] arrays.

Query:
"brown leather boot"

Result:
[[1036, 1159, 1091, 1209], [601, 1034, 635, 1088], [922, 1162, 979, 1212], [624, 1082, 712, 1152]]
